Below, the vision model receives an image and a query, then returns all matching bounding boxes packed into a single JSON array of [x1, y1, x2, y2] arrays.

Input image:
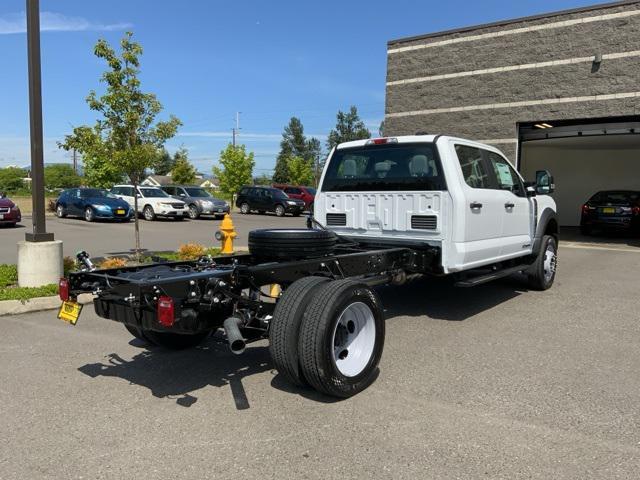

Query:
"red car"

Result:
[[0, 195, 22, 227], [272, 184, 316, 211]]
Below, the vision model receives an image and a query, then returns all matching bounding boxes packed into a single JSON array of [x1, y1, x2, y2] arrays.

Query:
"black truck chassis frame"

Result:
[[68, 243, 441, 347]]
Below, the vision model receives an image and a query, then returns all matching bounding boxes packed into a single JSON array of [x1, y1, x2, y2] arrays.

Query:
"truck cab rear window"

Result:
[[321, 143, 445, 192]]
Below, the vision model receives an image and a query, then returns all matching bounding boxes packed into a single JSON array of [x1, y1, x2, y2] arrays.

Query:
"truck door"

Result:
[[485, 151, 533, 258], [453, 144, 505, 266]]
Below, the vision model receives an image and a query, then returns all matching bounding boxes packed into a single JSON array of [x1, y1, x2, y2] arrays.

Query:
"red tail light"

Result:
[[157, 296, 175, 327], [581, 204, 589, 214], [58, 278, 70, 301], [365, 137, 398, 145], [633, 206, 640, 216]]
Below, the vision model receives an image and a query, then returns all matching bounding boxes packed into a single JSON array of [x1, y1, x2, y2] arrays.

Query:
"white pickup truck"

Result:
[[315, 134, 558, 290], [63, 134, 558, 399]]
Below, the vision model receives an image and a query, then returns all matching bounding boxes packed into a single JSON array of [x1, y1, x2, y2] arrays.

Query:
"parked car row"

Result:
[[0, 193, 21, 227], [54, 185, 230, 222]]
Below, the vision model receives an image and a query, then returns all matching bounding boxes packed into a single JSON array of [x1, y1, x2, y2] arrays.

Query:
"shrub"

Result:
[[63, 256, 76, 276], [177, 243, 206, 260], [47, 199, 57, 212], [0, 264, 18, 288], [98, 257, 128, 269]]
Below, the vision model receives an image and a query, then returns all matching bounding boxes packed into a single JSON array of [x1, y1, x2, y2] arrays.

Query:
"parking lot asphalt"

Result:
[[1, 245, 639, 479], [0, 213, 304, 263]]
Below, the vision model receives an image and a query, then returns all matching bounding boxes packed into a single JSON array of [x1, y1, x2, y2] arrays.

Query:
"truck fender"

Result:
[[532, 207, 559, 255]]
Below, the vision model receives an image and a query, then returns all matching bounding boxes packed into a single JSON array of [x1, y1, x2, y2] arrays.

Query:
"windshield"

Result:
[[139, 188, 168, 198], [184, 187, 211, 198], [272, 189, 289, 200], [80, 189, 114, 199], [592, 191, 640, 204], [321, 143, 445, 192]]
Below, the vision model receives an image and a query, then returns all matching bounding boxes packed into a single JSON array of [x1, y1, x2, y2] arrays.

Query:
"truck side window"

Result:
[[455, 145, 492, 189], [486, 152, 525, 196]]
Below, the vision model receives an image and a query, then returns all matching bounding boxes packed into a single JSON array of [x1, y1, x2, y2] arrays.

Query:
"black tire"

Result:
[[56, 204, 66, 218], [175, 216, 185, 221], [143, 205, 156, 221], [84, 207, 95, 222], [188, 204, 199, 219], [240, 203, 250, 214], [298, 279, 385, 398], [124, 324, 152, 344], [527, 235, 558, 291], [258, 210, 265, 215], [248, 228, 337, 260], [269, 276, 331, 387], [292, 212, 301, 217], [144, 330, 210, 350], [275, 204, 285, 217]]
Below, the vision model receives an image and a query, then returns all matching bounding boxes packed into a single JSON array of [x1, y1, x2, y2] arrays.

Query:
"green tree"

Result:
[[254, 173, 272, 185], [0, 167, 27, 192], [213, 144, 255, 202], [273, 117, 317, 183], [378, 120, 385, 137], [59, 32, 181, 258], [326, 106, 371, 151], [171, 148, 197, 184], [286, 156, 314, 186], [44, 164, 82, 189], [154, 148, 175, 175]]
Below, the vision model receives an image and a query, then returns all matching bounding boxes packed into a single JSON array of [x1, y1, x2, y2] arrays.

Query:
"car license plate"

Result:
[[217, 209, 224, 213], [58, 300, 82, 325], [602, 207, 615, 214], [116, 209, 125, 215]]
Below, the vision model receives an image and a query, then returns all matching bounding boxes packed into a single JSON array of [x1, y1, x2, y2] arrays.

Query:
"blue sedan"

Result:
[[55, 188, 132, 222]]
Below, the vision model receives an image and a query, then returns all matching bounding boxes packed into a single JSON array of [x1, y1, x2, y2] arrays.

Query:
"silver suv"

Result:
[[161, 185, 230, 220]]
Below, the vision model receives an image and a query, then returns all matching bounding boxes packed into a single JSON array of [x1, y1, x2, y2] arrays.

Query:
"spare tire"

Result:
[[249, 229, 337, 260]]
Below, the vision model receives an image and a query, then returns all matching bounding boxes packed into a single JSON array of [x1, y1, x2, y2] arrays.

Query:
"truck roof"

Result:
[[335, 135, 503, 153]]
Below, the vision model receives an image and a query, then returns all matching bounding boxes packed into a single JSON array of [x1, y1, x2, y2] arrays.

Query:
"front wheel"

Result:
[[298, 279, 385, 398], [240, 203, 250, 214], [84, 207, 95, 222], [143, 205, 156, 221], [188, 204, 199, 219], [144, 330, 210, 350], [275, 204, 285, 217], [527, 235, 558, 291]]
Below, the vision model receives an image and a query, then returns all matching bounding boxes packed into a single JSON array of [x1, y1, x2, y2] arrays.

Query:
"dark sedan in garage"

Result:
[[580, 190, 640, 235]]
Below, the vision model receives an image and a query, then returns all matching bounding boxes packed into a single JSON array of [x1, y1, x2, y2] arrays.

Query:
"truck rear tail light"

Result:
[[633, 206, 640, 216], [157, 296, 175, 327], [581, 204, 594, 214], [365, 137, 398, 145], [58, 278, 70, 301]]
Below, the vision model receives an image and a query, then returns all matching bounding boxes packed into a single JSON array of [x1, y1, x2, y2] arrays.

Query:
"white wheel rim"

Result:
[[145, 208, 153, 220], [331, 301, 376, 377], [241, 204, 248, 213], [276, 206, 284, 215], [57, 206, 63, 217], [85, 209, 92, 220], [543, 242, 557, 283]]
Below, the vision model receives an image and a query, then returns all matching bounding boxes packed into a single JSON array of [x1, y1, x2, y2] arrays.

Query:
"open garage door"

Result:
[[519, 118, 640, 227]]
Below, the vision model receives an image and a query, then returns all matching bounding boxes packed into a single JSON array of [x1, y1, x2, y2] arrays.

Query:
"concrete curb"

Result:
[[0, 293, 93, 317]]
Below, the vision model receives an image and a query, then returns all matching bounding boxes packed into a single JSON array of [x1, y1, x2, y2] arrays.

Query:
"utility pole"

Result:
[[25, 0, 52, 243], [232, 111, 241, 147], [72, 148, 77, 175]]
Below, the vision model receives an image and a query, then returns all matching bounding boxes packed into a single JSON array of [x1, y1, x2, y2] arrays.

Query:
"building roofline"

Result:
[[387, 0, 639, 46]]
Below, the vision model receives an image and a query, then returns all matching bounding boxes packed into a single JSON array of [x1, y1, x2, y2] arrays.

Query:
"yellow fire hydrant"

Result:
[[215, 214, 237, 254]]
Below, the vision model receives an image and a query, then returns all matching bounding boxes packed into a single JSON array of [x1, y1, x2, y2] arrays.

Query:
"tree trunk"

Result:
[[133, 181, 141, 262]]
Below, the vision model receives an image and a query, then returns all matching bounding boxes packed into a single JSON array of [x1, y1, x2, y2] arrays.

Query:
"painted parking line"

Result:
[[560, 242, 640, 253]]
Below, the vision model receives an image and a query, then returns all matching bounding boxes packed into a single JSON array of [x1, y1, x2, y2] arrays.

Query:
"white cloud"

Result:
[[0, 11, 132, 35]]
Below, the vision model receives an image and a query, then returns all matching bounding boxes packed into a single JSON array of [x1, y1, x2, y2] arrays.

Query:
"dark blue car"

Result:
[[55, 188, 132, 222]]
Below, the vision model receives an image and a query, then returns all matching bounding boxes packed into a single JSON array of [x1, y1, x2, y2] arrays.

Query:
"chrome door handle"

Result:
[[505, 202, 515, 209], [470, 202, 483, 209]]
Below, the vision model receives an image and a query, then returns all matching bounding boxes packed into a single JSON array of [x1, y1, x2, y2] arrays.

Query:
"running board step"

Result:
[[454, 264, 527, 288]]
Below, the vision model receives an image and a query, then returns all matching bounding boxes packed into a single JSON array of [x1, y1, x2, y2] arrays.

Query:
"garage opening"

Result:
[[518, 117, 640, 228]]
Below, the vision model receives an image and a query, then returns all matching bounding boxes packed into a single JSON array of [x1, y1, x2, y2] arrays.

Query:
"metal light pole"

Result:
[[25, 0, 53, 242]]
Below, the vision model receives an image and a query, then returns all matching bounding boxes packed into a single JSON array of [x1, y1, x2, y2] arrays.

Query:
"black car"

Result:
[[580, 190, 640, 235], [236, 186, 305, 217]]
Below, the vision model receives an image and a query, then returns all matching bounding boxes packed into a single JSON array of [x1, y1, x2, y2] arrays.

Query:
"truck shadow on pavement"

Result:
[[379, 274, 528, 321], [78, 276, 528, 406]]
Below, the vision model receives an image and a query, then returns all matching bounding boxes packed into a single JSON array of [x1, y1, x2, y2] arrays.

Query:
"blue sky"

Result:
[[0, 0, 599, 174]]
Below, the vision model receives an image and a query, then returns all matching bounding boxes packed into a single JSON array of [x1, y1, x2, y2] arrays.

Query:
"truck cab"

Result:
[[314, 135, 557, 274]]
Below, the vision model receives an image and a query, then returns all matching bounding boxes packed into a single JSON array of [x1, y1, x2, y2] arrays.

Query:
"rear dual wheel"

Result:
[[270, 278, 385, 398]]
